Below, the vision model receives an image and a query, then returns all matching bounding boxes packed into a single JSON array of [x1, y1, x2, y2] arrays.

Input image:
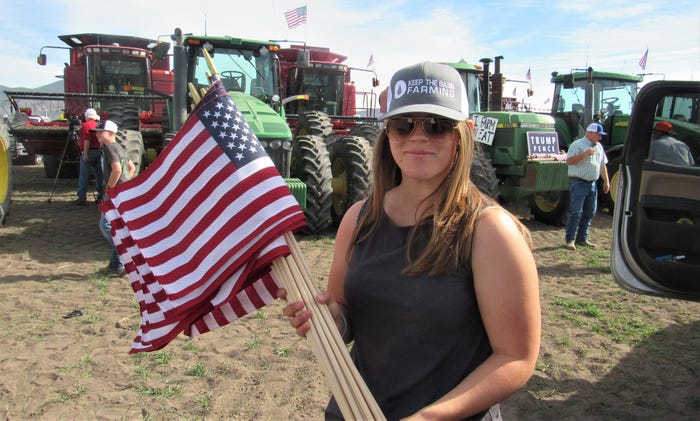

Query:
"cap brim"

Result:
[[381, 104, 467, 121]]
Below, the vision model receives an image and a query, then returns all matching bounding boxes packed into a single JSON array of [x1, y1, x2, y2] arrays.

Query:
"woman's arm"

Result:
[[409, 207, 541, 420], [280, 199, 364, 339]]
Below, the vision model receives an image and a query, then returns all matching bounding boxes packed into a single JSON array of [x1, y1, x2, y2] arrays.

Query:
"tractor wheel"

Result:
[[162, 132, 177, 149], [42, 155, 79, 178], [470, 146, 500, 200], [0, 126, 12, 226], [600, 156, 621, 214], [294, 111, 333, 139], [291, 135, 333, 234], [116, 130, 145, 177], [106, 104, 140, 131], [529, 190, 570, 226], [329, 136, 372, 226], [349, 124, 381, 148]]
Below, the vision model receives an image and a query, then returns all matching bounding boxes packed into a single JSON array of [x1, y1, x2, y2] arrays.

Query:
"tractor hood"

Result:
[[229, 92, 292, 140]]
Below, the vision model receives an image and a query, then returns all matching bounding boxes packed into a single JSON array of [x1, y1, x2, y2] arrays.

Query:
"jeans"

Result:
[[565, 179, 597, 243], [99, 194, 122, 270], [77, 149, 103, 202]]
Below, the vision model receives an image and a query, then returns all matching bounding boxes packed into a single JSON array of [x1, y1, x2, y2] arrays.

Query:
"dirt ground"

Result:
[[1, 164, 699, 420]]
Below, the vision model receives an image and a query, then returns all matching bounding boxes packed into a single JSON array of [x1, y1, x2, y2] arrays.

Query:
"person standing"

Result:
[[95, 120, 135, 276], [649, 121, 695, 165], [280, 62, 541, 420], [75, 108, 103, 205], [564, 122, 610, 250]]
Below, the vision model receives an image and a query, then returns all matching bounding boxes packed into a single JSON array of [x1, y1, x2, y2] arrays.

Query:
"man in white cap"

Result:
[[93, 119, 136, 276], [564, 122, 610, 250], [75, 108, 103, 205]]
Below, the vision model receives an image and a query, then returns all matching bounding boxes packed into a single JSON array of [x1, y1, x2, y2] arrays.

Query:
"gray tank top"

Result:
[[325, 210, 495, 420]]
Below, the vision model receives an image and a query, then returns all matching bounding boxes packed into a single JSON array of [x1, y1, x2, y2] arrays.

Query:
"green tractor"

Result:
[[168, 29, 335, 232], [0, 120, 12, 226], [550, 68, 643, 211], [445, 57, 570, 225]]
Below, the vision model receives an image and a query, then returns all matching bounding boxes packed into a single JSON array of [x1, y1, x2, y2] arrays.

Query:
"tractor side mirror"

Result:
[[372, 77, 379, 88], [37, 54, 47, 66]]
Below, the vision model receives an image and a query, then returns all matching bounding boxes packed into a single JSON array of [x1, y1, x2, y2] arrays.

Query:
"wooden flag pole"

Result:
[[199, 49, 385, 420]]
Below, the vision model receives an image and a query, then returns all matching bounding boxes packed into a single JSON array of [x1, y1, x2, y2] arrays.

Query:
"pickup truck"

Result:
[[611, 80, 699, 301]]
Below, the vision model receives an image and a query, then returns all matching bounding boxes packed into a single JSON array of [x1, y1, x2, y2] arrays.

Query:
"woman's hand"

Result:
[[277, 289, 343, 338]]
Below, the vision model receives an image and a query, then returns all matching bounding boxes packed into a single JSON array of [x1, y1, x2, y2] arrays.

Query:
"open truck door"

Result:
[[611, 80, 700, 301]]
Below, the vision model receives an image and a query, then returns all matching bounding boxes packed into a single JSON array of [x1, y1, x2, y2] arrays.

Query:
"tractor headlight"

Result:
[[269, 139, 282, 149], [282, 140, 292, 150]]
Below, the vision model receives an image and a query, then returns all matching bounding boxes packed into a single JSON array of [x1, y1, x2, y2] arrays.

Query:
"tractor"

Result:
[[436, 58, 570, 225], [277, 45, 379, 225], [0, 119, 12, 226], [4, 33, 173, 178], [549, 68, 643, 211], [168, 29, 338, 232]]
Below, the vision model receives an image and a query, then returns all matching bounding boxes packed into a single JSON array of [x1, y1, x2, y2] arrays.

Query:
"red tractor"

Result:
[[5, 33, 173, 177], [277, 45, 379, 223]]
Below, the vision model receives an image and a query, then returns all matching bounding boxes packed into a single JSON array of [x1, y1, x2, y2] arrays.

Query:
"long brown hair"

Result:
[[349, 120, 532, 276]]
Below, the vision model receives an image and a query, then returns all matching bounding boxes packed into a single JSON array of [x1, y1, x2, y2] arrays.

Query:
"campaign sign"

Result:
[[526, 132, 560, 156]]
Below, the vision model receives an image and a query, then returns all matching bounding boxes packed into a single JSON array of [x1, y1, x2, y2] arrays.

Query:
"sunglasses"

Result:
[[386, 116, 457, 138]]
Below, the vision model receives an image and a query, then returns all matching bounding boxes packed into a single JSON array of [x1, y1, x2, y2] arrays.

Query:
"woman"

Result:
[[280, 62, 541, 420]]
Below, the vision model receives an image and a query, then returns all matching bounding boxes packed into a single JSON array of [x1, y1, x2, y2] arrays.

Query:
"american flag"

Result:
[[285, 6, 307, 29], [100, 79, 306, 353], [639, 48, 648, 70]]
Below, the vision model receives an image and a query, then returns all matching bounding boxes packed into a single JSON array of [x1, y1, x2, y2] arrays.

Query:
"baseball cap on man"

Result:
[[84, 108, 98, 120], [90, 119, 118, 133], [654, 121, 672, 133], [381, 61, 469, 121], [586, 122, 607, 136]]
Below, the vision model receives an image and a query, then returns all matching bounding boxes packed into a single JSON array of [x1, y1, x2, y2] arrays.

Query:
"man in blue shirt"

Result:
[[564, 122, 610, 250]]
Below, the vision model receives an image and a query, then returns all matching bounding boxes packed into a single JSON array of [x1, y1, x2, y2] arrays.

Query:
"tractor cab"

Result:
[[551, 69, 642, 150], [182, 37, 281, 109]]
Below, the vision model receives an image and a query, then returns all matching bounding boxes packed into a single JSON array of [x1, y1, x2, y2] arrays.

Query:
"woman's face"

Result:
[[385, 113, 458, 183]]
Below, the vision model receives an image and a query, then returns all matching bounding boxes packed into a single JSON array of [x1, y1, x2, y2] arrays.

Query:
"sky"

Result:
[[1, 0, 699, 110]]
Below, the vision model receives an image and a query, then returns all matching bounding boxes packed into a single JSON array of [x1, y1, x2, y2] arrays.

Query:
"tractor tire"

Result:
[[294, 111, 333, 139], [349, 123, 381, 148], [106, 104, 141, 131], [43, 155, 79, 178], [291, 135, 333, 234], [470, 146, 500, 200], [116, 130, 145, 177], [529, 190, 570, 226], [0, 125, 12, 227], [600, 156, 621, 214], [328, 136, 372, 226]]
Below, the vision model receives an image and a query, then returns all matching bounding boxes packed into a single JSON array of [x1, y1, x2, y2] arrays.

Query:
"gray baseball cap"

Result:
[[381, 61, 469, 121]]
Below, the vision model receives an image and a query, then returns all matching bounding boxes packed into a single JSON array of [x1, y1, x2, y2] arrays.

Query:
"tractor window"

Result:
[[193, 47, 276, 101], [595, 79, 637, 119], [297, 69, 344, 116], [88, 54, 149, 95]]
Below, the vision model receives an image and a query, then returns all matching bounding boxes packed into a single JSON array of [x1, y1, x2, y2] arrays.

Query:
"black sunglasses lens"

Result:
[[390, 118, 415, 135], [425, 118, 454, 135]]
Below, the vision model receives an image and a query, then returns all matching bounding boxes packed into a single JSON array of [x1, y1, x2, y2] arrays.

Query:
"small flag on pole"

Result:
[[512, 87, 517, 97], [525, 67, 531, 81], [285, 6, 308, 29], [367, 53, 375, 69], [639, 48, 648, 70], [100, 79, 306, 353]]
